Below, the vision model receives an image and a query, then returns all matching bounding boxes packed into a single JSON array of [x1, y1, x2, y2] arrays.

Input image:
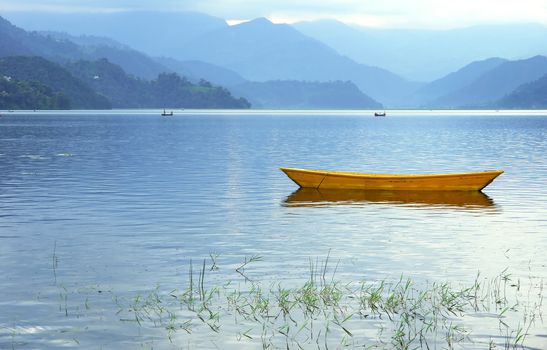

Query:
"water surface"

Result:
[[0, 110, 546, 349]]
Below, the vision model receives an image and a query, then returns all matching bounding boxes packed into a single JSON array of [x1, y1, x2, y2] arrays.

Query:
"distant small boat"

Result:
[[161, 109, 173, 116], [280, 168, 503, 191], [374, 112, 386, 117]]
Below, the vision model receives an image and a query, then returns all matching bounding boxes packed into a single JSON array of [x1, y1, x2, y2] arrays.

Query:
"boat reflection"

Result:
[[284, 188, 497, 209]]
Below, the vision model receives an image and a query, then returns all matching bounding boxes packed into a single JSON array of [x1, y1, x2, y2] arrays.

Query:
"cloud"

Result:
[[0, 0, 186, 13], [1, 0, 546, 28], [186, 0, 547, 28]]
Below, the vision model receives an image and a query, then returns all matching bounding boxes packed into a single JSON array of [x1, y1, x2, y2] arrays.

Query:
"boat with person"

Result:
[[280, 168, 503, 191], [161, 109, 173, 116]]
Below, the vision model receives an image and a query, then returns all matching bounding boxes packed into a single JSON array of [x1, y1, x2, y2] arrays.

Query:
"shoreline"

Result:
[[2, 109, 547, 116]]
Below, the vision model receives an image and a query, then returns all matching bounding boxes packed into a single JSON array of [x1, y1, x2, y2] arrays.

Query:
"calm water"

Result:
[[0, 110, 546, 349]]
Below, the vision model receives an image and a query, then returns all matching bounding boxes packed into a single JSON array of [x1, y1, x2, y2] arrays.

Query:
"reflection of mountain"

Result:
[[284, 188, 496, 209]]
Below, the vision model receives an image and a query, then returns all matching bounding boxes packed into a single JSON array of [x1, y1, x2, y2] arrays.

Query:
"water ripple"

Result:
[[0, 112, 545, 349]]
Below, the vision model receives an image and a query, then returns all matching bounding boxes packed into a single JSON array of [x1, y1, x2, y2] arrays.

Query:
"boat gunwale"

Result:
[[280, 167, 504, 179]]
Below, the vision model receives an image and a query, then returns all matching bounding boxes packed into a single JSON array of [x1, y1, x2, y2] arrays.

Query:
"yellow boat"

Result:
[[280, 168, 503, 191]]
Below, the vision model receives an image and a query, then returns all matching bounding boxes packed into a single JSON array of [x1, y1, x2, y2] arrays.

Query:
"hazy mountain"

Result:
[[4, 11, 228, 58], [178, 17, 418, 106], [155, 57, 247, 87], [0, 16, 170, 80], [40, 31, 127, 49], [413, 57, 507, 105], [293, 20, 547, 81], [41, 31, 170, 79], [432, 55, 547, 107], [2, 15, 248, 85], [0, 56, 111, 109], [231, 80, 382, 109], [0, 16, 83, 62], [66, 58, 250, 109], [0, 17, 33, 56], [65, 58, 147, 107], [498, 74, 547, 108]]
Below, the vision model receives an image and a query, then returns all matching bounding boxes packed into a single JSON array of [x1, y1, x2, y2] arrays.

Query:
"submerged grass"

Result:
[[113, 254, 544, 349]]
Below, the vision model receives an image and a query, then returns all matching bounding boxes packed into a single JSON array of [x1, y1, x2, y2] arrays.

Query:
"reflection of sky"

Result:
[[0, 112, 546, 348], [1, 0, 546, 28]]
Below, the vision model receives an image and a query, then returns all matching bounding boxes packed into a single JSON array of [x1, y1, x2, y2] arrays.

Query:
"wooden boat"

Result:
[[284, 188, 495, 208], [280, 168, 503, 191]]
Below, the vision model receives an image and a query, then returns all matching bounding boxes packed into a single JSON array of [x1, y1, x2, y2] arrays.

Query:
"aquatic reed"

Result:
[[112, 254, 544, 349]]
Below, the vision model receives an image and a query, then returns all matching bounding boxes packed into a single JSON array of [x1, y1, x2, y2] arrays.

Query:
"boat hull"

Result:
[[280, 168, 503, 191]]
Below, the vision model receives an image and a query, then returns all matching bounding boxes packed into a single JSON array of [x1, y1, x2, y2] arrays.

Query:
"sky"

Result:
[[1, 0, 547, 28]]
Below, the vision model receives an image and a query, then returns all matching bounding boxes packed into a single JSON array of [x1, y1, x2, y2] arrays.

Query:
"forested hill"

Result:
[[0, 15, 251, 110], [0, 56, 251, 109], [0, 77, 71, 110], [0, 56, 111, 109], [498, 74, 547, 108], [66, 58, 250, 108]]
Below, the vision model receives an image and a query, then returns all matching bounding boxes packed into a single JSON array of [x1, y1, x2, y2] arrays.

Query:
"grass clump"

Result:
[[114, 254, 544, 349]]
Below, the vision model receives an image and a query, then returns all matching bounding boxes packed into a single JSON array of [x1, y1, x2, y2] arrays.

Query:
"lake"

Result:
[[0, 110, 546, 349]]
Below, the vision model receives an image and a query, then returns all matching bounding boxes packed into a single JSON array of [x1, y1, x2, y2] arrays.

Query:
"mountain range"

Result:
[[430, 56, 547, 107], [0, 15, 251, 110], [174, 17, 418, 106], [231, 80, 382, 109], [294, 20, 547, 81], [3, 13, 419, 105], [498, 74, 547, 108], [0, 16, 168, 80], [65, 58, 250, 108], [8, 11, 547, 82], [39, 31, 170, 80], [0, 55, 250, 109], [414, 58, 508, 104], [4, 11, 228, 59], [1, 15, 383, 109], [2, 11, 547, 109]]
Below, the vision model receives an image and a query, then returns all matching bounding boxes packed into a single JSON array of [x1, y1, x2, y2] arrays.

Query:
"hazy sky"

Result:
[[1, 0, 547, 28]]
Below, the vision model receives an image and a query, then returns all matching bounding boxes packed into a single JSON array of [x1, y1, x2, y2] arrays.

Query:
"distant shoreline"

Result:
[[2, 109, 547, 116]]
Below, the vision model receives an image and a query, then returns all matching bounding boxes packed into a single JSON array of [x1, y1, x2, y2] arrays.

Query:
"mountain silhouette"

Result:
[[178, 18, 418, 106]]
